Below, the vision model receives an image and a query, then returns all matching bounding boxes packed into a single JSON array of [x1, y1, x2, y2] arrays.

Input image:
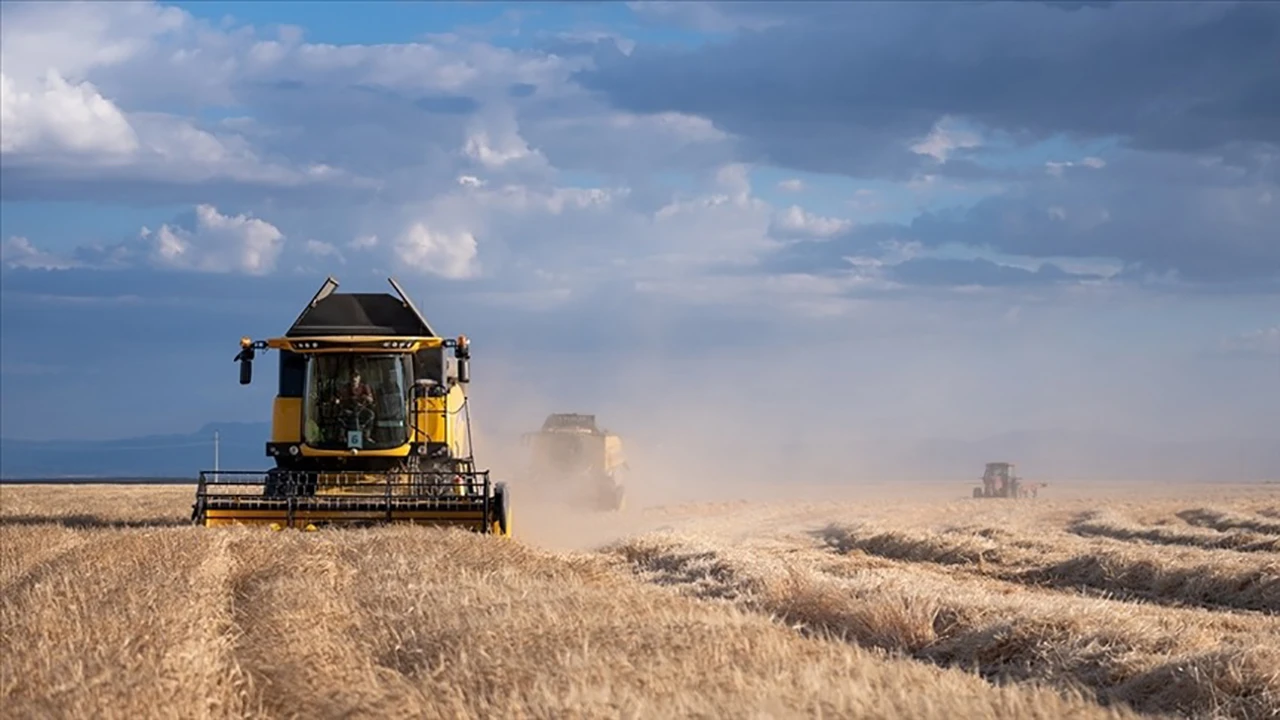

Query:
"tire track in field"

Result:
[[0, 525, 92, 599], [223, 531, 425, 718], [0, 529, 260, 720]]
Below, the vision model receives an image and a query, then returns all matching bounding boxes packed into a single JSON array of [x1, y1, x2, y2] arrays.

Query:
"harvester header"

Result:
[[193, 275, 511, 535]]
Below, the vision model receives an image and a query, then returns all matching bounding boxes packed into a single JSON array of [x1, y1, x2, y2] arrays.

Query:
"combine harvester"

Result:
[[523, 413, 628, 511], [972, 461, 1046, 499], [191, 276, 512, 535]]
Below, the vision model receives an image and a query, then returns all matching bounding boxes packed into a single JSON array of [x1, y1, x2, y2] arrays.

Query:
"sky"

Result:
[[0, 1, 1277, 470]]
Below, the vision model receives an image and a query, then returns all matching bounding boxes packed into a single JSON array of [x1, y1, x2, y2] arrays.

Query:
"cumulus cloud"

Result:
[[394, 223, 480, 279], [2, 0, 1277, 299], [0, 70, 139, 157], [142, 205, 286, 274], [1, 236, 78, 270], [768, 205, 852, 239], [2, 204, 288, 275], [581, 2, 1280, 160], [910, 116, 981, 163], [570, 1, 1280, 290]]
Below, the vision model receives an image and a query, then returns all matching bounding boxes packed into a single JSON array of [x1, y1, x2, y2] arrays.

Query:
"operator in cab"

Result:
[[335, 369, 375, 409]]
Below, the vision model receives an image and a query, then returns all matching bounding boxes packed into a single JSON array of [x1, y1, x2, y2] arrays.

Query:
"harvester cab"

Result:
[[192, 275, 512, 535], [973, 461, 1045, 499], [522, 413, 628, 511]]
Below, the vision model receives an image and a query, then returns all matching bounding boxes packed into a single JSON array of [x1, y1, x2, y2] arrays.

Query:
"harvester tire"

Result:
[[492, 481, 512, 536]]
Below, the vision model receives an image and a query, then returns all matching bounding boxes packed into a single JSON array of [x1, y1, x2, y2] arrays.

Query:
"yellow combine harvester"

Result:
[[191, 276, 512, 535], [523, 413, 628, 511]]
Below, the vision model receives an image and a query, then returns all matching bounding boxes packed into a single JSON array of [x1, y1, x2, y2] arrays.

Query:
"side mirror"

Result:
[[454, 336, 470, 384], [234, 345, 255, 385]]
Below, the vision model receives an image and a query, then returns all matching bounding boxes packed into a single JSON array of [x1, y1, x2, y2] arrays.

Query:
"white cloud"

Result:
[[304, 239, 343, 259], [348, 234, 379, 250], [910, 115, 981, 162], [0, 1, 187, 85], [0, 236, 78, 270], [464, 127, 540, 171], [769, 205, 852, 239], [2, 0, 1271, 308], [1047, 156, 1108, 177], [0, 69, 139, 157], [601, 111, 727, 142], [142, 204, 285, 274], [394, 222, 480, 279]]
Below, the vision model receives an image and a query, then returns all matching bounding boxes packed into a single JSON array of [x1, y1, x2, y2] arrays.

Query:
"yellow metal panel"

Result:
[[271, 397, 302, 443], [603, 435, 626, 472], [298, 446, 411, 458], [267, 336, 445, 353], [202, 508, 489, 530], [447, 385, 469, 456]]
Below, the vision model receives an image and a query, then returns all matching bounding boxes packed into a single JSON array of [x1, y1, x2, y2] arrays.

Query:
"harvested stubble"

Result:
[[815, 522, 1280, 614], [1175, 508, 1280, 537], [608, 531, 1280, 720], [1070, 510, 1280, 553], [1, 521, 1136, 720]]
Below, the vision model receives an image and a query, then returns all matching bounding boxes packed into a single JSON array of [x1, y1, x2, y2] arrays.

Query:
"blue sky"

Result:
[[0, 1, 1276, 464]]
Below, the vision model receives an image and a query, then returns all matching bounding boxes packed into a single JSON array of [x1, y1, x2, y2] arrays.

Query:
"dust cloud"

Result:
[[458, 343, 960, 551], [453, 302, 1278, 552]]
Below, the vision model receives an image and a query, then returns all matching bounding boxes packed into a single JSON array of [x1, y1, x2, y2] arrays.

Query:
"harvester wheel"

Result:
[[491, 481, 512, 536]]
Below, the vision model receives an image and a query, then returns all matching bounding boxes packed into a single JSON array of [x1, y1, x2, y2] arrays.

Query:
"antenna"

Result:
[[214, 430, 220, 479]]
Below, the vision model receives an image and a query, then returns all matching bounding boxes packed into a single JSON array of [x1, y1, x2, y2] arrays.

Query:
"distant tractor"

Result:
[[523, 413, 628, 512], [973, 462, 1046, 499]]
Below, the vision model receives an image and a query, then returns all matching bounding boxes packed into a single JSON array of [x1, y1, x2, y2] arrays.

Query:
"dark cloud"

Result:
[[576, 1, 1280, 176], [413, 94, 482, 115], [507, 83, 537, 98], [906, 166, 1279, 285], [755, 147, 1279, 288]]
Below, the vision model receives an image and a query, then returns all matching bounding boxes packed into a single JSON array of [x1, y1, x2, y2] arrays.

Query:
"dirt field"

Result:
[[2, 480, 1277, 719]]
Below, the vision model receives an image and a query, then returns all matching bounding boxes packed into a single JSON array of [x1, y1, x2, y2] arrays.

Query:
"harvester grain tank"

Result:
[[972, 461, 1045, 499], [191, 276, 512, 534], [523, 413, 628, 511]]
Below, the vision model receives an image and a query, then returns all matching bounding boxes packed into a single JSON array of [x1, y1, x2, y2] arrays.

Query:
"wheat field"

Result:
[[2, 480, 1278, 720]]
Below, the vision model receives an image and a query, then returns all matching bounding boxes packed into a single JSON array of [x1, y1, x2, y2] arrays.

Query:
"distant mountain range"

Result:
[[1, 423, 1276, 482], [0, 422, 270, 480]]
